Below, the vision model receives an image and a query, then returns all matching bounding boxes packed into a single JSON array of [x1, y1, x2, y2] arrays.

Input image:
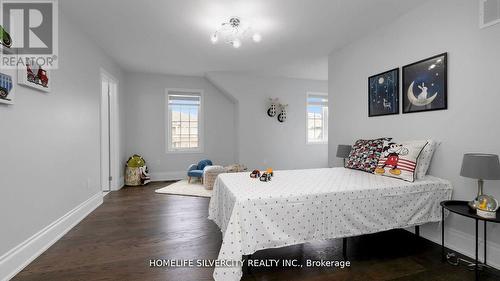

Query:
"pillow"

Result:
[[416, 140, 439, 179], [346, 138, 391, 173], [225, 164, 247, 172], [374, 140, 428, 182]]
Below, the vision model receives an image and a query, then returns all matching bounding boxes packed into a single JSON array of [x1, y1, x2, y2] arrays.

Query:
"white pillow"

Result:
[[374, 140, 428, 182], [416, 140, 439, 179]]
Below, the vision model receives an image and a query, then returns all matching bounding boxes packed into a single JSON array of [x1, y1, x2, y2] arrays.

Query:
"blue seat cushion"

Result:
[[188, 170, 203, 178], [197, 160, 212, 171]]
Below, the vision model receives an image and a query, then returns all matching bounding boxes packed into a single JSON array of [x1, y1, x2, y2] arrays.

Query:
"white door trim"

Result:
[[100, 68, 120, 191]]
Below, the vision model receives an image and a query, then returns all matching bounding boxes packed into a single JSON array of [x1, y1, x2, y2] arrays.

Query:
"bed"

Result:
[[208, 167, 452, 281]]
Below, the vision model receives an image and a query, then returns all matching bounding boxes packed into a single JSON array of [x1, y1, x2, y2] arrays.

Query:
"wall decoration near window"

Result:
[[267, 98, 279, 117], [277, 103, 288, 122], [368, 68, 399, 117], [18, 63, 51, 92], [0, 72, 14, 105], [403, 53, 447, 114]]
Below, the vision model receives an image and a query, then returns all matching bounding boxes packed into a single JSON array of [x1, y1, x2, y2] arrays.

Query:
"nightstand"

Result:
[[441, 200, 500, 281]]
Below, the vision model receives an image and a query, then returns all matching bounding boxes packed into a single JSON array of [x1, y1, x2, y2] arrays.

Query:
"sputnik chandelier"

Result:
[[210, 17, 261, 48]]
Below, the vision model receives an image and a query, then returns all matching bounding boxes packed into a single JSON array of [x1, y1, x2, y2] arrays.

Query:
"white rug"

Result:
[[155, 179, 212, 198]]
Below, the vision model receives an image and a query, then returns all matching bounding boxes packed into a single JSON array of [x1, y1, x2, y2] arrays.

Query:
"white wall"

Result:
[[122, 72, 236, 180], [207, 72, 329, 170], [328, 0, 500, 267], [0, 11, 124, 279]]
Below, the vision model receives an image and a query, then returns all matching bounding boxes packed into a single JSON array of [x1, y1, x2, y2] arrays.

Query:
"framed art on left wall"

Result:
[[18, 63, 51, 92], [0, 72, 14, 105], [368, 68, 399, 117]]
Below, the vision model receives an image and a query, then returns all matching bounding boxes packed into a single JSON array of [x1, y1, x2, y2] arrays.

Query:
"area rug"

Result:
[[155, 179, 212, 198]]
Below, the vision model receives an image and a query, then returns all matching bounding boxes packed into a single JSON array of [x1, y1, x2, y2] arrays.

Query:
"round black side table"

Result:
[[441, 200, 500, 281]]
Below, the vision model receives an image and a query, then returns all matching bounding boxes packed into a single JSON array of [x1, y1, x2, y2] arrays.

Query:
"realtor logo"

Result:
[[0, 0, 58, 69]]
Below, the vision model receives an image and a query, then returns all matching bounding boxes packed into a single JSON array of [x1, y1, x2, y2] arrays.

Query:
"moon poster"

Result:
[[403, 53, 447, 113], [368, 68, 399, 117]]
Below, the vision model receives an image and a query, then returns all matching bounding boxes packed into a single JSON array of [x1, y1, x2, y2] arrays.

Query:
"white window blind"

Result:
[[307, 92, 328, 144], [166, 90, 203, 152]]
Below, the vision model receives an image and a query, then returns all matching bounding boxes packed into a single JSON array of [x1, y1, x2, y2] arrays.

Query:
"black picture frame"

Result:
[[368, 68, 399, 117], [402, 53, 447, 114]]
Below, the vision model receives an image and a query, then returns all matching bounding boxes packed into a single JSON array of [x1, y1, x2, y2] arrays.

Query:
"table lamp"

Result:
[[460, 153, 500, 209], [336, 144, 352, 167]]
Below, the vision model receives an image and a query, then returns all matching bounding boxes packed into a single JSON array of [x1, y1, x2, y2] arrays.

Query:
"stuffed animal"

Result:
[[139, 166, 151, 185]]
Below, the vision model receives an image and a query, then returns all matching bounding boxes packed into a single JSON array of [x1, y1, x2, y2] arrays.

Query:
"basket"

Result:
[[125, 167, 141, 186]]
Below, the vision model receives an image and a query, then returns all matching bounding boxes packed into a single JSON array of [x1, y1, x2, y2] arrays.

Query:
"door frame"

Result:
[[100, 68, 120, 191]]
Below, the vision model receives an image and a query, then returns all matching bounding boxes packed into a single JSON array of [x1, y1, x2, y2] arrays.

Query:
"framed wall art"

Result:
[[18, 63, 51, 92], [368, 68, 399, 117], [0, 72, 14, 105], [402, 53, 447, 114]]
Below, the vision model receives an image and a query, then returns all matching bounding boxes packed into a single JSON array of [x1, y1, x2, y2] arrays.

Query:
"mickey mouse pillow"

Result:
[[374, 140, 428, 182]]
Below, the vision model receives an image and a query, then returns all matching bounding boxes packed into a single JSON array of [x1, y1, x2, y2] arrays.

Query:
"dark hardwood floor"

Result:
[[13, 182, 500, 281]]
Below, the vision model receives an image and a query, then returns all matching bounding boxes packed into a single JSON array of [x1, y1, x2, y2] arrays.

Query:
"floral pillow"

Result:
[[374, 140, 428, 182], [346, 138, 391, 173]]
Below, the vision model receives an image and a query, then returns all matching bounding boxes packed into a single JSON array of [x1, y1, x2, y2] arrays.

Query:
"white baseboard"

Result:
[[150, 171, 185, 181], [0, 192, 103, 281], [407, 225, 500, 270], [111, 176, 125, 191]]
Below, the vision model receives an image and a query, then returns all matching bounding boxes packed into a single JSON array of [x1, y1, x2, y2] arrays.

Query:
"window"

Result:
[[166, 89, 203, 152], [306, 92, 328, 144]]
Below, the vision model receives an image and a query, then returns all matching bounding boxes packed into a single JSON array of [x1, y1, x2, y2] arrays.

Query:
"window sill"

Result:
[[307, 141, 328, 145], [166, 149, 204, 154]]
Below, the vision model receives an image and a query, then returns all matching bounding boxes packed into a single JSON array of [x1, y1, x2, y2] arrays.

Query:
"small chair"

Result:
[[187, 159, 212, 183]]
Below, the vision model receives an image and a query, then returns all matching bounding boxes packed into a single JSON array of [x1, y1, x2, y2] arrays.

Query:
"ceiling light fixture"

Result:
[[211, 17, 261, 48]]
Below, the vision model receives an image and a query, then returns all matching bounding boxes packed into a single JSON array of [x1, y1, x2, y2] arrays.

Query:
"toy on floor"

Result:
[[125, 154, 151, 186], [139, 166, 151, 185]]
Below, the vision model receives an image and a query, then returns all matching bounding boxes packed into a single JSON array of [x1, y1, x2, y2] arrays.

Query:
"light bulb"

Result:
[[252, 33, 262, 42], [210, 34, 218, 44], [232, 39, 241, 48]]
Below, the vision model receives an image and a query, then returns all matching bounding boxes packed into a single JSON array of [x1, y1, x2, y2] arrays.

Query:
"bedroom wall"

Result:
[[122, 72, 236, 180], [206, 72, 329, 170], [328, 0, 500, 267], [0, 11, 124, 280]]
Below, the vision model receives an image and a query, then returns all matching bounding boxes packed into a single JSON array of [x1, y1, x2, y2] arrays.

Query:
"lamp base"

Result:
[[477, 208, 497, 219], [469, 179, 484, 210], [468, 200, 478, 210]]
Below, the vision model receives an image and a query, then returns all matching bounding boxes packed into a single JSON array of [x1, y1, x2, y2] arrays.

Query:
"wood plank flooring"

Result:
[[12, 182, 500, 281]]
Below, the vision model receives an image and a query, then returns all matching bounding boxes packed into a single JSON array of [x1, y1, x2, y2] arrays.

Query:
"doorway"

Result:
[[100, 69, 119, 192]]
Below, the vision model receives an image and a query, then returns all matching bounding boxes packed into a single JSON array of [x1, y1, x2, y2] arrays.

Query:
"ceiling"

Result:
[[61, 0, 425, 80]]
